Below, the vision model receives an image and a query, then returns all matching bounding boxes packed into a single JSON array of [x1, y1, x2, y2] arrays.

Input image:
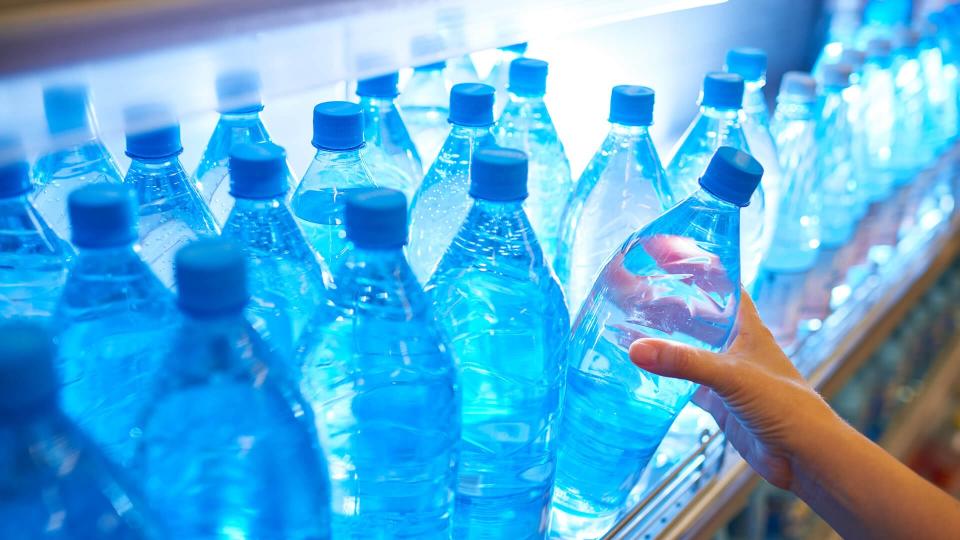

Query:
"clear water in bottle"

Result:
[[408, 83, 496, 283], [292, 101, 379, 274], [0, 147, 73, 320], [556, 86, 671, 314], [297, 189, 459, 539], [496, 59, 573, 264], [550, 148, 761, 539], [859, 38, 898, 202], [890, 30, 933, 181], [425, 149, 568, 540], [138, 239, 331, 540], [54, 184, 178, 468], [193, 70, 296, 225], [123, 104, 219, 288], [400, 61, 451, 169], [918, 23, 958, 152], [222, 142, 330, 359], [32, 85, 122, 240], [817, 63, 862, 249], [0, 321, 165, 540]]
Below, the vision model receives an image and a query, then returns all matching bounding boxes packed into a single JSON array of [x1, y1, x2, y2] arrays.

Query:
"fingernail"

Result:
[[629, 341, 658, 367]]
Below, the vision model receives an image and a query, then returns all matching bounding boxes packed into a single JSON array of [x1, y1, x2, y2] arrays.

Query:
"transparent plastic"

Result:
[[297, 247, 459, 539], [817, 83, 862, 249], [918, 38, 959, 151], [125, 156, 219, 288], [739, 78, 785, 226], [138, 310, 332, 540], [858, 56, 897, 202], [0, 194, 74, 319], [54, 244, 178, 467], [496, 94, 574, 263], [358, 95, 424, 200], [890, 46, 933, 181], [291, 147, 378, 274], [485, 48, 527, 117], [556, 124, 672, 313], [426, 198, 569, 539], [222, 197, 330, 359], [550, 188, 742, 539], [408, 124, 497, 283], [399, 68, 451, 169], [193, 110, 296, 224]]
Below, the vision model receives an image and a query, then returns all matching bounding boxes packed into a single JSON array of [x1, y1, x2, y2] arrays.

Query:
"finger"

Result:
[[629, 338, 732, 393], [730, 289, 776, 355]]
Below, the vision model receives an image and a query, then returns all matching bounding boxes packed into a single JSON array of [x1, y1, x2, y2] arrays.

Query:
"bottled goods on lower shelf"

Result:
[[4, 4, 960, 538]]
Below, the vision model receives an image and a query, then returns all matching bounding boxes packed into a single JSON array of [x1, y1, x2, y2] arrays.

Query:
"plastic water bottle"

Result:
[[292, 101, 378, 274], [54, 184, 178, 467], [764, 72, 822, 273], [485, 43, 528, 116], [859, 38, 898, 202], [918, 22, 959, 151], [194, 70, 296, 224], [356, 72, 424, 199], [817, 63, 861, 249], [496, 59, 573, 264], [0, 322, 164, 540], [664, 72, 767, 287], [556, 86, 671, 314], [138, 239, 332, 539], [123, 104, 219, 288], [0, 143, 73, 319], [222, 142, 330, 359], [890, 29, 933, 181], [408, 83, 496, 283], [400, 58, 451, 168], [550, 147, 762, 538], [297, 189, 459, 539], [724, 48, 785, 215], [32, 85, 122, 240], [425, 148, 568, 539]]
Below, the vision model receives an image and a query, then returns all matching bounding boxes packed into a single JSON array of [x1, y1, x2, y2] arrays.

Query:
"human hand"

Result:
[[628, 291, 837, 491]]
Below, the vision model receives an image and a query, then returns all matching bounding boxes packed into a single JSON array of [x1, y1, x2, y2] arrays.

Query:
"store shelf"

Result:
[[605, 149, 960, 540]]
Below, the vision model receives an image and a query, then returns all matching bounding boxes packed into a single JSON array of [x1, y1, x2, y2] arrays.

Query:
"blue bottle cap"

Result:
[[448, 83, 495, 127], [508, 58, 548, 96], [124, 103, 183, 160], [356, 72, 401, 98], [312, 101, 364, 151], [0, 135, 31, 198], [229, 142, 288, 200], [43, 84, 92, 136], [68, 184, 138, 248], [216, 70, 264, 114], [609, 85, 655, 126], [175, 239, 249, 317], [345, 188, 407, 249], [821, 63, 853, 88], [698, 146, 764, 207], [701, 72, 744, 110], [501, 42, 528, 54], [725, 47, 768, 81], [0, 322, 58, 414], [470, 147, 528, 202], [778, 71, 818, 102], [867, 38, 893, 59], [840, 49, 867, 70]]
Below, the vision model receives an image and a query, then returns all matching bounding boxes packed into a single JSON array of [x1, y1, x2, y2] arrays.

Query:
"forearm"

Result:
[[790, 409, 960, 539]]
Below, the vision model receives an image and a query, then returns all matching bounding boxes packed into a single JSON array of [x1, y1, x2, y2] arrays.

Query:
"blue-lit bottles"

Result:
[[356, 72, 424, 199], [0, 145, 73, 319], [817, 63, 862, 249], [0, 322, 164, 540], [551, 148, 761, 538], [400, 57, 451, 168], [297, 189, 459, 539], [919, 22, 959, 150], [485, 43, 528, 116], [425, 149, 568, 540], [409, 83, 497, 283], [890, 30, 933, 181], [139, 239, 331, 540], [496, 59, 573, 263], [123, 104, 219, 288], [859, 38, 898, 202], [292, 101, 378, 274], [32, 85, 122, 240], [194, 70, 296, 224], [222, 142, 330, 359], [556, 86, 671, 313], [665, 72, 767, 287], [764, 72, 822, 273], [54, 184, 177, 467]]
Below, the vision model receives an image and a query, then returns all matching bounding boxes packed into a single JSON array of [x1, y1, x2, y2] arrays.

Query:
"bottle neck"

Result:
[[359, 96, 397, 111], [742, 79, 768, 113], [127, 155, 183, 175], [181, 309, 249, 333], [700, 105, 742, 122], [471, 198, 526, 215], [349, 246, 407, 267], [690, 185, 741, 212], [230, 197, 287, 213], [506, 92, 546, 105], [74, 244, 143, 274], [219, 110, 263, 125], [609, 123, 652, 140], [312, 146, 364, 165], [774, 98, 817, 121], [448, 123, 495, 140]]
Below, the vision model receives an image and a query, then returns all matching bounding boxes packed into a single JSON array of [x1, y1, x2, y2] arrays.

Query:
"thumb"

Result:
[[629, 338, 732, 393]]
